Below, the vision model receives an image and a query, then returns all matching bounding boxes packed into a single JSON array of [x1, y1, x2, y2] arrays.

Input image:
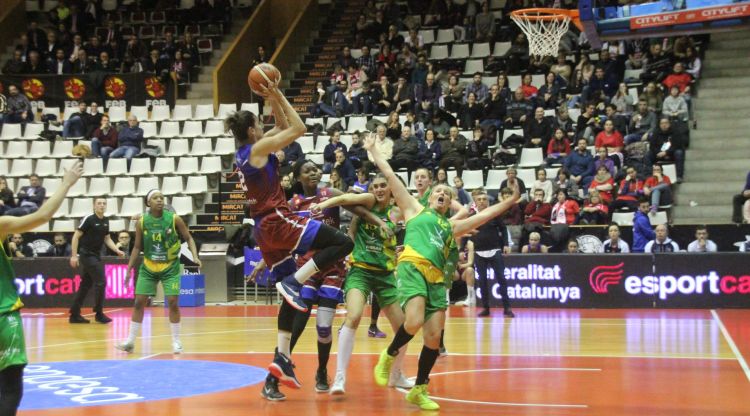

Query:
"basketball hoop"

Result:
[[510, 8, 580, 57]]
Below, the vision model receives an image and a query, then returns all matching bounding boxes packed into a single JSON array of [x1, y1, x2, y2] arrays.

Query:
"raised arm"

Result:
[[249, 84, 307, 167], [452, 188, 519, 238], [265, 90, 290, 137], [311, 192, 376, 214], [363, 133, 422, 220], [0, 162, 82, 237], [449, 199, 469, 221]]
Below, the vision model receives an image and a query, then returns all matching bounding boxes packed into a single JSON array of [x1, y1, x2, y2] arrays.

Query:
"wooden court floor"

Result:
[[18, 305, 750, 415]]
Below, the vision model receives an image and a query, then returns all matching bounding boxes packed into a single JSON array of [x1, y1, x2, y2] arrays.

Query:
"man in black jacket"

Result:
[[523, 107, 553, 151], [63, 101, 91, 139], [390, 125, 419, 171], [47, 48, 73, 75], [649, 117, 686, 182], [6, 174, 45, 216], [470, 188, 514, 317], [371, 75, 394, 115]]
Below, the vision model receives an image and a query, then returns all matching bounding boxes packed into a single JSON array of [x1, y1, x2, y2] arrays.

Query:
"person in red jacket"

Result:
[[643, 164, 672, 212], [520, 188, 552, 248], [524, 189, 552, 225], [545, 128, 571, 166], [662, 62, 692, 93], [662, 62, 693, 121], [609, 166, 644, 215], [578, 191, 609, 225], [550, 189, 580, 225], [594, 119, 624, 168]]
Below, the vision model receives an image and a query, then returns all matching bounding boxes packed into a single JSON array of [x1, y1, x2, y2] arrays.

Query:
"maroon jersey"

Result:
[[289, 187, 346, 282], [235, 143, 290, 218], [288, 187, 340, 229]]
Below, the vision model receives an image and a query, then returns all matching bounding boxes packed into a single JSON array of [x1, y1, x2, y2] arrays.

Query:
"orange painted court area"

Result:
[[19, 306, 750, 415]]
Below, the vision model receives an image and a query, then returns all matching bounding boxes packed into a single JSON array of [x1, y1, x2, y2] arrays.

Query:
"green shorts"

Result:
[[345, 266, 399, 307], [0, 311, 27, 371], [135, 261, 182, 297], [396, 262, 447, 321]]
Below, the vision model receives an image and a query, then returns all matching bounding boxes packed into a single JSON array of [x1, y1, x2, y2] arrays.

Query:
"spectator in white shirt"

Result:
[[686, 225, 717, 253], [366, 124, 393, 162], [600, 223, 630, 253]]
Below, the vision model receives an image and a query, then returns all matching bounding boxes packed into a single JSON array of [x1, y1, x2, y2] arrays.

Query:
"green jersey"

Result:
[[0, 244, 22, 314], [417, 187, 432, 208], [416, 186, 458, 286], [140, 211, 181, 268], [350, 204, 397, 272], [399, 207, 456, 284]]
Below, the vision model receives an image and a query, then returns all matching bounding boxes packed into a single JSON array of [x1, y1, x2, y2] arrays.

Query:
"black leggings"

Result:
[[309, 223, 354, 272], [0, 365, 24, 416]]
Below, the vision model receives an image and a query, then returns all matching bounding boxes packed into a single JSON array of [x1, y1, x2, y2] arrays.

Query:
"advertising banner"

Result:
[[14, 257, 134, 308], [481, 254, 654, 308], [0, 73, 174, 111], [652, 253, 750, 308], [630, 3, 750, 29]]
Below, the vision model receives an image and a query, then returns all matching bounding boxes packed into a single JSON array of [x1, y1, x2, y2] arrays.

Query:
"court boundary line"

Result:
[[711, 309, 750, 383], [26, 328, 276, 350], [165, 351, 733, 361], [396, 368, 599, 408], [138, 353, 162, 360]]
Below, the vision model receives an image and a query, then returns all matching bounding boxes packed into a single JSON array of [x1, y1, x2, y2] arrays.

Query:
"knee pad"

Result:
[[315, 305, 336, 343], [316, 325, 332, 344]]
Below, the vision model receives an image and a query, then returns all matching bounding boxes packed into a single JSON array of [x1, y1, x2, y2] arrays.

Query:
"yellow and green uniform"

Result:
[[417, 187, 459, 289], [0, 244, 27, 371], [345, 204, 399, 306], [397, 207, 456, 319], [417, 187, 432, 207], [135, 211, 183, 297]]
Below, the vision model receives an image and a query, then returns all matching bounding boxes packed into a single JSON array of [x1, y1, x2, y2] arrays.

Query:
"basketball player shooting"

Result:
[[228, 68, 353, 392]]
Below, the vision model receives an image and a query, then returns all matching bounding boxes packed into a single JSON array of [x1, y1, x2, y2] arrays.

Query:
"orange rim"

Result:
[[510, 7, 579, 22]]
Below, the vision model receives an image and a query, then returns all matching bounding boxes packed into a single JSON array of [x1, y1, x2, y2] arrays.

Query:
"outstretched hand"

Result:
[[62, 161, 84, 188], [363, 132, 376, 151]]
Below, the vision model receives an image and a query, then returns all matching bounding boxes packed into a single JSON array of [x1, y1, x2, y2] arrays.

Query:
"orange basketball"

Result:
[[248, 63, 281, 96]]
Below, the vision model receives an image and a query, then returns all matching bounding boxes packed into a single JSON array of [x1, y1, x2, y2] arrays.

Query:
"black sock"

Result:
[[415, 346, 440, 385], [289, 308, 312, 352], [317, 341, 332, 371], [439, 329, 445, 349], [0, 365, 24, 416], [370, 296, 381, 326], [277, 301, 297, 332], [387, 324, 414, 356]]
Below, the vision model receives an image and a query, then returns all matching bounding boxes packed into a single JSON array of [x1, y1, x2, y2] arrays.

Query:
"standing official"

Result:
[[469, 188, 514, 318], [69, 198, 125, 324]]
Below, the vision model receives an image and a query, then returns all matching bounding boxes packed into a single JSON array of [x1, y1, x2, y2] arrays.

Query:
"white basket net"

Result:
[[511, 11, 571, 57]]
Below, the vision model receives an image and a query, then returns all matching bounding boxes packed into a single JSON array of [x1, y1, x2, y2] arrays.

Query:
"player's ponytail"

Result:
[[224, 110, 256, 143]]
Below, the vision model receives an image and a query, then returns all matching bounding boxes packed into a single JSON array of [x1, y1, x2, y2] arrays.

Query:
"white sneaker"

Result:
[[455, 298, 470, 307], [115, 340, 134, 353], [388, 371, 415, 389], [330, 372, 346, 395], [172, 340, 183, 354]]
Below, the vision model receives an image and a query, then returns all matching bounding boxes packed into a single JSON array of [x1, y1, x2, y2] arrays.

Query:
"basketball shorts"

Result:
[[254, 211, 322, 278], [0, 311, 27, 371], [135, 261, 182, 297], [344, 266, 399, 307], [397, 262, 447, 321]]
